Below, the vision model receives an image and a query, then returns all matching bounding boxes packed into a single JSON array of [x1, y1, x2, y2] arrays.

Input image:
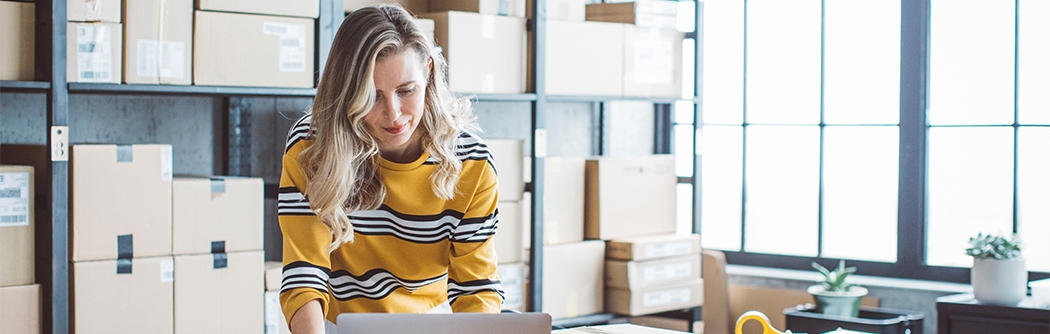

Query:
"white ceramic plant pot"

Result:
[[971, 257, 1027, 305]]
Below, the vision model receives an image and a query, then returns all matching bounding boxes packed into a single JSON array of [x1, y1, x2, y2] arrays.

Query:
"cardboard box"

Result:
[[0, 166, 34, 287], [264, 291, 293, 334], [416, 18, 435, 46], [486, 139, 525, 201], [585, 156, 676, 240], [68, 0, 122, 23], [122, 0, 192, 85], [605, 234, 701, 261], [606, 278, 703, 316], [175, 251, 264, 334], [0, 1, 35, 81], [605, 254, 701, 289], [542, 240, 604, 319], [0, 284, 41, 334], [553, 323, 690, 333], [630, 316, 694, 333], [585, 1, 679, 17], [497, 262, 526, 312], [543, 157, 585, 245], [71, 144, 173, 262], [429, 0, 527, 17], [193, 11, 315, 88], [196, 0, 319, 18], [545, 20, 623, 96], [172, 176, 263, 255], [264, 261, 282, 291], [73, 256, 175, 334], [495, 201, 524, 263], [547, 0, 586, 21], [67, 22, 123, 83], [344, 0, 428, 15], [587, 13, 677, 30], [623, 25, 683, 98], [421, 11, 526, 94]]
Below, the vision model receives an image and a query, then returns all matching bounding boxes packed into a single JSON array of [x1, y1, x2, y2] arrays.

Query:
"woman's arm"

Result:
[[290, 299, 325, 334]]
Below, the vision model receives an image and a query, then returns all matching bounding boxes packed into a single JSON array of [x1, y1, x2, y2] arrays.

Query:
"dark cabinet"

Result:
[[936, 293, 1049, 334]]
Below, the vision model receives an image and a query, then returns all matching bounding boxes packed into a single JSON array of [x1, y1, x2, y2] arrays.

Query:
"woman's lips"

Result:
[[384, 123, 407, 134]]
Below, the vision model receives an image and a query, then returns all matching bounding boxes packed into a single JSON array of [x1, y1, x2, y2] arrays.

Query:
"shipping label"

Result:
[[643, 241, 692, 258], [633, 39, 674, 84], [0, 172, 31, 227], [264, 22, 307, 73], [137, 39, 186, 79], [76, 25, 113, 82], [160, 146, 173, 182], [643, 262, 693, 282], [160, 258, 175, 282], [642, 288, 691, 307]]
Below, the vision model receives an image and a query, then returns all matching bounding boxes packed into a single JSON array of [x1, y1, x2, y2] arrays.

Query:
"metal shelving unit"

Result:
[[9, 0, 702, 332]]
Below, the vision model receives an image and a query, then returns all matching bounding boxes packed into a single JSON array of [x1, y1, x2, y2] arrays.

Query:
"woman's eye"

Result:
[[398, 88, 415, 96]]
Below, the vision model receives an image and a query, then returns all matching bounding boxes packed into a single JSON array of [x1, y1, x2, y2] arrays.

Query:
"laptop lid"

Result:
[[336, 312, 553, 334]]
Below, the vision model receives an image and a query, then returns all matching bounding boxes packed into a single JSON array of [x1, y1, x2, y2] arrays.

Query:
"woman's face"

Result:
[[364, 49, 428, 161]]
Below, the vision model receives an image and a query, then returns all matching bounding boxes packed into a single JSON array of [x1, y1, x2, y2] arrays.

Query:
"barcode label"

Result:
[[280, 37, 300, 47], [80, 71, 110, 80], [0, 187, 19, 198], [1, 215, 27, 224], [281, 62, 304, 71], [267, 22, 307, 73], [263, 23, 289, 35]]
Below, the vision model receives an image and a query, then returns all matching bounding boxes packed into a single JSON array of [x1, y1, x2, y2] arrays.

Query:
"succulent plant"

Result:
[[812, 259, 858, 293], [965, 233, 1022, 260]]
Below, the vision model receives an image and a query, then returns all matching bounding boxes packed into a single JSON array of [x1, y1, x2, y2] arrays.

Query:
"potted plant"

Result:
[[966, 232, 1027, 305], [807, 260, 868, 317]]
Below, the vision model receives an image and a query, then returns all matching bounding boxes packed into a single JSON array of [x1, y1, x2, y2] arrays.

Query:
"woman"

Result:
[[278, 5, 503, 333]]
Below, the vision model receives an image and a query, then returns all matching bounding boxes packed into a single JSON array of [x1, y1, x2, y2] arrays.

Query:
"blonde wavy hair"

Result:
[[300, 4, 478, 251]]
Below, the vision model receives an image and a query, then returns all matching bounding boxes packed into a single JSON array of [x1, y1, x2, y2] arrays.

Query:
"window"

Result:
[[693, 0, 1050, 282]]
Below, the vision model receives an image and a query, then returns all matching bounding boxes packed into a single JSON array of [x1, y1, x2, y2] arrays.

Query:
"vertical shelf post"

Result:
[[38, 0, 70, 333], [692, 0, 703, 235], [527, 0, 547, 313]]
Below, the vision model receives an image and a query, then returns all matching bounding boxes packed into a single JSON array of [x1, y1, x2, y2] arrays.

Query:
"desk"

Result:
[[936, 293, 1049, 334]]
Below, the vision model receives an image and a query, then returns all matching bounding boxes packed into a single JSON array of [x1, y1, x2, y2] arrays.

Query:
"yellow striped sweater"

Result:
[[278, 114, 503, 324]]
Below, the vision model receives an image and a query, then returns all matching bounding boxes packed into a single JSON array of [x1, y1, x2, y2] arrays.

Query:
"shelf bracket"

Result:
[[50, 126, 69, 161]]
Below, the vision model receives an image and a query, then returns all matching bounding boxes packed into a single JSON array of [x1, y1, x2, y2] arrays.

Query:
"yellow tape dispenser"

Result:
[[735, 311, 793, 334]]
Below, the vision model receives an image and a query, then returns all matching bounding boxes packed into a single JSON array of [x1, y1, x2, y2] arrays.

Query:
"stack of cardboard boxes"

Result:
[[67, 0, 123, 83], [0, 164, 41, 334], [1, 144, 265, 334], [488, 139, 528, 312], [585, 155, 704, 317]]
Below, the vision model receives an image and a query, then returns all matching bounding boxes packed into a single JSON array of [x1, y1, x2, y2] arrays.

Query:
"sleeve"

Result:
[[278, 139, 334, 325], [447, 159, 504, 313]]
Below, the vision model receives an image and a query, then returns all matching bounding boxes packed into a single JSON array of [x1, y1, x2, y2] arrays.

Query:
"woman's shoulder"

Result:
[[452, 132, 493, 163], [285, 113, 314, 153]]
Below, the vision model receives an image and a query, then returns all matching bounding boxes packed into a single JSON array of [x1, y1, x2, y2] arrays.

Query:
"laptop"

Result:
[[336, 312, 553, 334]]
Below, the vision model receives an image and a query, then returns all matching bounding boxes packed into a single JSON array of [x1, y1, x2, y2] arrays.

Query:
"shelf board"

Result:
[[67, 83, 317, 97], [0, 80, 51, 91], [456, 92, 538, 102], [546, 94, 691, 104]]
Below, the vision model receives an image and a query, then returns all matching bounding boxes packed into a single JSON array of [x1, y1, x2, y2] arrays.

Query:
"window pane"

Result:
[[928, 0, 1015, 125], [1018, 0, 1050, 125], [1018, 128, 1050, 272], [677, 183, 695, 235], [678, 1, 696, 33], [746, 0, 821, 124], [702, 0, 744, 125], [744, 126, 820, 256], [822, 126, 899, 262], [927, 127, 1014, 267], [675, 124, 695, 177], [700, 125, 743, 251], [824, 0, 900, 125]]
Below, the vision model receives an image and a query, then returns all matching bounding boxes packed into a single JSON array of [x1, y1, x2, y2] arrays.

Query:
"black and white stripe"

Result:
[[329, 269, 447, 301], [285, 114, 314, 153], [277, 187, 314, 216], [451, 210, 498, 243], [281, 261, 331, 294], [350, 205, 464, 243], [448, 278, 504, 304], [423, 133, 494, 165]]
